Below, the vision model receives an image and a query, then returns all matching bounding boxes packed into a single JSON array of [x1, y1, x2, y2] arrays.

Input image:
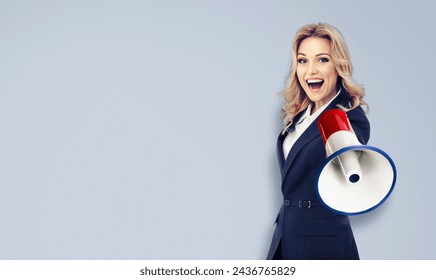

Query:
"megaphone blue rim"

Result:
[[315, 145, 397, 216]]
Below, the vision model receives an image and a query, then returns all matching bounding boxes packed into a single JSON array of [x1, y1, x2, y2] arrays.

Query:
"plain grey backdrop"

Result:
[[0, 0, 434, 259]]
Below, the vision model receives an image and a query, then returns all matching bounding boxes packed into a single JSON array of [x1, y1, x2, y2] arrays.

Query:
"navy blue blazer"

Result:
[[266, 91, 370, 260]]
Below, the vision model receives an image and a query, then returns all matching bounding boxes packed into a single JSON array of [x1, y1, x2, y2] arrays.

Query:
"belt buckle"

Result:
[[299, 200, 311, 208]]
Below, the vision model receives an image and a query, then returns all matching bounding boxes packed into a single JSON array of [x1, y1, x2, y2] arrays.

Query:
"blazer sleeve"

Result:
[[346, 106, 370, 145]]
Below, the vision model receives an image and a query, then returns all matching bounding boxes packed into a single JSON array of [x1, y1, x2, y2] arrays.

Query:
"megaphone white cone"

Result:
[[317, 146, 396, 215]]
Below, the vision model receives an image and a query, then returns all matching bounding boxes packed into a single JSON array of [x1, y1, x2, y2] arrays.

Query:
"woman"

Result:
[[266, 23, 370, 260]]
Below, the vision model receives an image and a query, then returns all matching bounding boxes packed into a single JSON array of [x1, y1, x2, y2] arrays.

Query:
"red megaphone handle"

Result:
[[318, 109, 353, 144]]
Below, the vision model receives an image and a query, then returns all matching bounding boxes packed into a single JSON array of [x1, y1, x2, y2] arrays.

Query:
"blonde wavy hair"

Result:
[[281, 23, 367, 129]]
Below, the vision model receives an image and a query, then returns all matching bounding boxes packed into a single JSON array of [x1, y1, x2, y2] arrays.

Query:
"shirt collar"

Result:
[[296, 88, 342, 125]]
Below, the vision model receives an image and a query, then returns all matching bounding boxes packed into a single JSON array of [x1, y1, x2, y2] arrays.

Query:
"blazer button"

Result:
[[284, 199, 290, 206]]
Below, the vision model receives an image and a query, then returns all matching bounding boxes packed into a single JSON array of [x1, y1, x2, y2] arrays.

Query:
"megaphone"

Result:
[[315, 109, 397, 215]]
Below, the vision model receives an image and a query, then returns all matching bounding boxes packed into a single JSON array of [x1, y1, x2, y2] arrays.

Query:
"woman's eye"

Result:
[[319, 57, 329, 63], [297, 58, 306, 64]]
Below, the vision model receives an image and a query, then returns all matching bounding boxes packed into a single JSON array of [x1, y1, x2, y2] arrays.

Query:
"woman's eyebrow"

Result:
[[297, 52, 331, 57]]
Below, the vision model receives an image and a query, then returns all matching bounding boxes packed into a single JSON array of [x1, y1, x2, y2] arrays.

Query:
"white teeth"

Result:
[[307, 79, 324, 83]]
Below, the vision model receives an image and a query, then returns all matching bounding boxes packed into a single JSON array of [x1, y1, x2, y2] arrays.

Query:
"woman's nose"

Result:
[[308, 62, 318, 74]]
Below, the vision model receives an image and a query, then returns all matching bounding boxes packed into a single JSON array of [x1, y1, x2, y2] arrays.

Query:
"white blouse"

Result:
[[283, 90, 341, 160]]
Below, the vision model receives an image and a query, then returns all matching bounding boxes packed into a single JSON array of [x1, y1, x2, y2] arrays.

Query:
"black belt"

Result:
[[283, 199, 322, 208]]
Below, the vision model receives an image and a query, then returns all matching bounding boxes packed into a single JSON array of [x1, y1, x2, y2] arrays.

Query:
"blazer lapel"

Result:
[[280, 121, 319, 181], [278, 92, 348, 181], [276, 133, 286, 172], [276, 110, 305, 175]]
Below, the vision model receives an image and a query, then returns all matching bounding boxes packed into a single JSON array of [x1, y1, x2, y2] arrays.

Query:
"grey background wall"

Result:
[[0, 0, 434, 259]]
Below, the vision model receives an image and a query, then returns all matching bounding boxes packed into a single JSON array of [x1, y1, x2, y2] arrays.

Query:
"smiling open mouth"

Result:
[[307, 79, 324, 89]]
